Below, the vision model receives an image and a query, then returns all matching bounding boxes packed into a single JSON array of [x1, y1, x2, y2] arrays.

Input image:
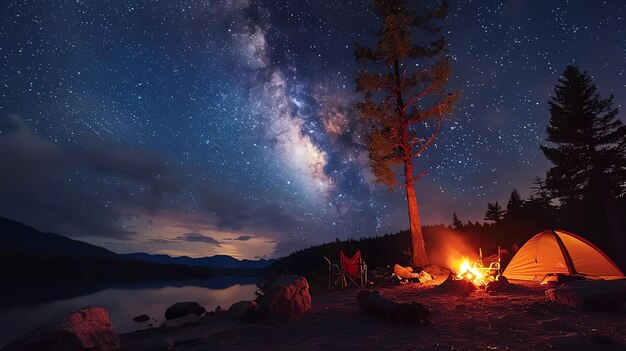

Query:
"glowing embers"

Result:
[[454, 257, 496, 287]]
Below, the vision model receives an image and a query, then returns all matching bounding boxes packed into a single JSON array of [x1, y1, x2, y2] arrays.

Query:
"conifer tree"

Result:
[[529, 177, 552, 209], [506, 189, 524, 215], [484, 201, 505, 223], [355, 0, 459, 267], [541, 66, 626, 207], [452, 212, 463, 230]]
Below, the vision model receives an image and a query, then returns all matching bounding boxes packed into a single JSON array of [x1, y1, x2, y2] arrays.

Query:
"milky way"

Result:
[[1, 1, 624, 258]]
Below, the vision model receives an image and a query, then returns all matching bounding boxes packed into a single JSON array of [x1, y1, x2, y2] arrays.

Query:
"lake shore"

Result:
[[119, 278, 626, 350]]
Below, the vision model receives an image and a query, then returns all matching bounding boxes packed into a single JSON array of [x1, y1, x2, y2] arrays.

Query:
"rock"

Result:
[[545, 280, 626, 310], [164, 301, 206, 320], [132, 314, 150, 323], [159, 314, 201, 332], [538, 318, 579, 332], [227, 300, 257, 319], [3, 306, 120, 351], [418, 270, 433, 282], [257, 275, 312, 319], [422, 264, 451, 278], [393, 264, 420, 280]]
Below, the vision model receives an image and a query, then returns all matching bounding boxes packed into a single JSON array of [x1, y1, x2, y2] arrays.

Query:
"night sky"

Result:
[[1, 1, 624, 259]]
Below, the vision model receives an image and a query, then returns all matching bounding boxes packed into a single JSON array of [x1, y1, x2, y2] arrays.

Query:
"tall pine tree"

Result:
[[540, 65, 626, 267], [540, 66, 626, 207], [355, 0, 459, 267]]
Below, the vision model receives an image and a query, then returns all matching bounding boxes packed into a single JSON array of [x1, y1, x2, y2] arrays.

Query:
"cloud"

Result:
[[144, 238, 178, 244], [198, 186, 301, 238], [272, 240, 313, 258], [0, 114, 182, 240], [78, 137, 182, 213], [224, 235, 254, 241], [176, 232, 221, 246]]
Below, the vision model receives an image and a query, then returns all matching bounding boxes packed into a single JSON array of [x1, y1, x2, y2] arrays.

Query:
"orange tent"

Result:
[[503, 229, 625, 281]]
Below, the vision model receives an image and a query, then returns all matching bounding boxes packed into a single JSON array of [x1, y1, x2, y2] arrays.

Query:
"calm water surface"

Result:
[[0, 276, 260, 348]]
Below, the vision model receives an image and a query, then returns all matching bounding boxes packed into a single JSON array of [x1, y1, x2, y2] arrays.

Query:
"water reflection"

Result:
[[0, 276, 260, 348]]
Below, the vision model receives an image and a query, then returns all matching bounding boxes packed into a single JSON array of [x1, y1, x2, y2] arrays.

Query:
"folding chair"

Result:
[[324, 256, 344, 290], [340, 250, 367, 289], [476, 246, 501, 277]]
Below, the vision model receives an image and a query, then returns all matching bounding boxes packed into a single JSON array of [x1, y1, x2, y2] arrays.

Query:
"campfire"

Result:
[[453, 257, 496, 288]]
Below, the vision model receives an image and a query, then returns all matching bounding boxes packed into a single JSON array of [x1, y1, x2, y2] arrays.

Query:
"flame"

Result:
[[455, 257, 488, 286]]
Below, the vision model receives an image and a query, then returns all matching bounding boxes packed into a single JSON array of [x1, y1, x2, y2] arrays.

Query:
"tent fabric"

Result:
[[503, 229, 625, 281]]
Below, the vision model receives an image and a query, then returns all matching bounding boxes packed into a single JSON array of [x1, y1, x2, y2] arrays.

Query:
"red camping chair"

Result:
[[340, 250, 367, 289]]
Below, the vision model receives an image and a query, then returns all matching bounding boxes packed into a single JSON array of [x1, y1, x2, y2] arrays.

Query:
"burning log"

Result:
[[433, 272, 477, 296], [485, 276, 510, 293], [357, 290, 429, 324]]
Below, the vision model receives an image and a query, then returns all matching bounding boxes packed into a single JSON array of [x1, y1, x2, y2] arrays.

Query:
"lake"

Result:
[[0, 275, 261, 348]]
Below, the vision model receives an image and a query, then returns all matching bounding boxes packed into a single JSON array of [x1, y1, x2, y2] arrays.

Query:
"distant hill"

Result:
[[0, 217, 213, 281], [0, 216, 118, 259], [120, 252, 275, 270]]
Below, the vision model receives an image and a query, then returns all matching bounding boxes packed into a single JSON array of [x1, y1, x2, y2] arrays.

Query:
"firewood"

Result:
[[356, 290, 429, 324]]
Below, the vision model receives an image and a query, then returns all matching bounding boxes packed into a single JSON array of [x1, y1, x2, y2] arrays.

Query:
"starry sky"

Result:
[[1, 0, 624, 259]]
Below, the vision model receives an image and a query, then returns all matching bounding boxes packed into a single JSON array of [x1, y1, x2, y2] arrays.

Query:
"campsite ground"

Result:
[[120, 276, 626, 351]]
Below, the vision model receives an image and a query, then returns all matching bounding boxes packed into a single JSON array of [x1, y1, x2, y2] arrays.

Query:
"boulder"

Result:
[[132, 314, 150, 323], [164, 301, 206, 320], [227, 300, 257, 319], [545, 279, 626, 310], [3, 307, 120, 351], [257, 275, 311, 318], [159, 314, 201, 332], [417, 270, 433, 282], [422, 264, 451, 278]]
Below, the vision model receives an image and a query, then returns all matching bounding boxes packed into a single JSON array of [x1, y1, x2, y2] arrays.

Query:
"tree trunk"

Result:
[[405, 162, 429, 267]]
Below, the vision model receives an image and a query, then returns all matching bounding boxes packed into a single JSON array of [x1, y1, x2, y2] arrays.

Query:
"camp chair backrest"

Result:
[[340, 250, 361, 278]]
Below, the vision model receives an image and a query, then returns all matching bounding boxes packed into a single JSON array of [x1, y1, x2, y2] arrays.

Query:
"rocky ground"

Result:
[[119, 277, 626, 351]]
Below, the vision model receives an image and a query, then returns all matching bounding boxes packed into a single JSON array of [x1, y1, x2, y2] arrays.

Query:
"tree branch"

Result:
[[412, 108, 443, 158]]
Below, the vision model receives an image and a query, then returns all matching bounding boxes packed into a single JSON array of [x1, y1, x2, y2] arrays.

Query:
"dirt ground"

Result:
[[121, 278, 626, 351]]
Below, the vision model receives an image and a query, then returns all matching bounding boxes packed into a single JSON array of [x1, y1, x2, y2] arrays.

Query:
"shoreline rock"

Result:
[[132, 314, 150, 323], [257, 275, 311, 319], [164, 302, 206, 320], [3, 306, 120, 351]]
